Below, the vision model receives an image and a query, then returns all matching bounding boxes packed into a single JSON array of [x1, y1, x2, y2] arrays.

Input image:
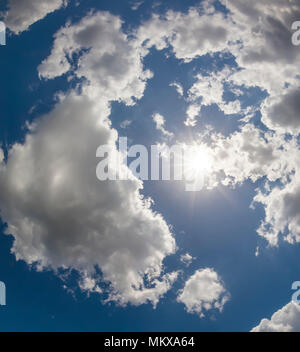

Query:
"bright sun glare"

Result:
[[183, 145, 213, 186]]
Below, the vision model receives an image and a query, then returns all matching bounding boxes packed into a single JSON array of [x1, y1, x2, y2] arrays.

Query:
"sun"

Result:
[[183, 145, 213, 191]]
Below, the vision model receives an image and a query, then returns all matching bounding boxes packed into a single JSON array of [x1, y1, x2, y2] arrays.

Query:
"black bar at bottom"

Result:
[[0, 331, 292, 350]]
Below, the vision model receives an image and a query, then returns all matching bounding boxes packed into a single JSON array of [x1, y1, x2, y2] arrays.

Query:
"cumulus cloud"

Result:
[[186, 67, 242, 118], [187, 124, 295, 190], [0, 11, 178, 307], [38, 11, 153, 105], [224, 0, 300, 66], [137, 0, 300, 135], [177, 268, 229, 317], [136, 3, 237, 61], [253, 175, 300, 246], [252, 302, 300, 332], [224, 0, 300, 131], [135, 0, 300, 113], [0, 92, 177, 306], [3, 0, 67, 34], [262, 87, 300, 134]]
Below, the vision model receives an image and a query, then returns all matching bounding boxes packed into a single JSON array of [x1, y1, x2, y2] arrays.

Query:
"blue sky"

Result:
[[0, 0, 300, 332]]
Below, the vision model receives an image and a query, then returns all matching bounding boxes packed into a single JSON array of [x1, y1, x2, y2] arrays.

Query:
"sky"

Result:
[[0, 0, 300, 332]]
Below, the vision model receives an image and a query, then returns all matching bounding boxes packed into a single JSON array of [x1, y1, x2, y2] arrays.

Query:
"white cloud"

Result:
[[38, 11, 153, 105], [120, 120, 132, 129], [137, 4, 238, 61], [3, 0, 67, 34], [79, 274, 102, 294], [170, 82, 184, 97], [210, 124, 295, 186], [177, 268, 229, 317], [224, 0, 300, 133], [252, 302, 300, 332], [184, 103, 201, 127], [0, 92, 177, 307], [253, 175, 300, 246], [137, 1, 300, 136], [131, 1, 144, 11], [152, 113, 173, 138], [184, 123, 295, 190], [261, 87, 300, 135], [180, 253, 194, 267], [224, 0, 300, 66], [187, 67, 242, 117], [0, 11, 178, 307]]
